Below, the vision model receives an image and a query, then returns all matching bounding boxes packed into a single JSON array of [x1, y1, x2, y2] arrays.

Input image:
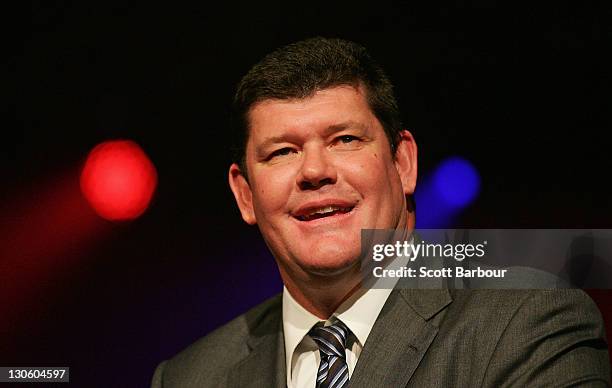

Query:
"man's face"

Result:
[[229, 85, 417, 280]]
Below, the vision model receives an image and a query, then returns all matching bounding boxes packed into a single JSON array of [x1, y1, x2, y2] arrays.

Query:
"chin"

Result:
[[297, 245, 361, 277]]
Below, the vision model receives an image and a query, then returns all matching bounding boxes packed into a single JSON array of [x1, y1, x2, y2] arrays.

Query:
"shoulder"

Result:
[[445, 289, 606, 351], [459, 287, 598, 306], [407, 289, 609, 386], [456, 288, 604, 328], [421, 289, 605, 349], [464, 289, 610, 386], [152, 293, 283, 388], [172, 292, 283, 360]]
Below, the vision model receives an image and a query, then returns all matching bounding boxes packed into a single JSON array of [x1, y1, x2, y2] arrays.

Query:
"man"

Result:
[[152, 38, 610, 387]]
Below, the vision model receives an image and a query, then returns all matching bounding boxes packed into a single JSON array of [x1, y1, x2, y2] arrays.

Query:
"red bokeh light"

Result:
[[80, 140, 158, 221]]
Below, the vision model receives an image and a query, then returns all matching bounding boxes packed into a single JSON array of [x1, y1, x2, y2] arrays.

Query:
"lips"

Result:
[[292, 201, 355, 222]]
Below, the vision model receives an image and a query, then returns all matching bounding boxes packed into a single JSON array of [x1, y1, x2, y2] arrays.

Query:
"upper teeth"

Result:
[[310, 206, 340, 216], [295, 205, 352, 221]]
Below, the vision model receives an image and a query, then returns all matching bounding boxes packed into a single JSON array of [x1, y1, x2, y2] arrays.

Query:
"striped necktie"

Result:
[[308, 320, 350, 388]]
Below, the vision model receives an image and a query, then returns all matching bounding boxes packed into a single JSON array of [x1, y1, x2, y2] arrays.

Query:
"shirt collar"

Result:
[[333, 285, 394, 347], [282, 285, 320, 382], [282, 284, 395, 381]]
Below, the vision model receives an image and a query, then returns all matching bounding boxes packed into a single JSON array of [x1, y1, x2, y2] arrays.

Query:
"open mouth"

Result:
[[294, 205, 354, 221]]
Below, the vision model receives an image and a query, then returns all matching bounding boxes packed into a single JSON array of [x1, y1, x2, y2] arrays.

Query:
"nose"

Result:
[[296, 145, 337, 190]]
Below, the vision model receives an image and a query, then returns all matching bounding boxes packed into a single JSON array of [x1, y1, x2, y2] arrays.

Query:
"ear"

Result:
[[228, 163, 257, 225], [393, 130, 418, 195]]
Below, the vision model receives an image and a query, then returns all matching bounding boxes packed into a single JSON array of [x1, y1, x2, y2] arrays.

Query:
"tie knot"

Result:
[[308, 320, 350, 358]]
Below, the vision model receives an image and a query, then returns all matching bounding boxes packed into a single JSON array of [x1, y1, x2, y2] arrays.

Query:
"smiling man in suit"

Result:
[[152, 37, 610, 387]]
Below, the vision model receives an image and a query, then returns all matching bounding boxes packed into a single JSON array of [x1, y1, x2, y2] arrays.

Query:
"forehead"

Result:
[[246, 85, 378, 140]]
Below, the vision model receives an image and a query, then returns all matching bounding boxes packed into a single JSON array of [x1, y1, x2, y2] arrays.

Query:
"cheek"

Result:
[[344, 152, 391, 183], [349, 153, 404, 207], [251, 166, 296, 212]]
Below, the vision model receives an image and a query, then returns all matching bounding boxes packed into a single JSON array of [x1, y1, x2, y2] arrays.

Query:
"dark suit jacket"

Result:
[[152, 289, 610, 387]]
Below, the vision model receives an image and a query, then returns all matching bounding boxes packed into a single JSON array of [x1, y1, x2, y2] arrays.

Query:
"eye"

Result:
[[338, 135, 359, 144], [267, 147, 295, 160], [333, 135, 363, 148]]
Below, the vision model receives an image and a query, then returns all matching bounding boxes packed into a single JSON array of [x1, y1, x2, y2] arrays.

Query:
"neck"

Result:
[[281, 265, 362, 320]]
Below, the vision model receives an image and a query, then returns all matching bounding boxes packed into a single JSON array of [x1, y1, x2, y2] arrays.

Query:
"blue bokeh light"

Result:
[[432, 156, 481, 208]]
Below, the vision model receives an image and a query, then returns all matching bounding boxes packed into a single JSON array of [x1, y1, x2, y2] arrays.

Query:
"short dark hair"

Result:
[[231, 37, 403, 176]]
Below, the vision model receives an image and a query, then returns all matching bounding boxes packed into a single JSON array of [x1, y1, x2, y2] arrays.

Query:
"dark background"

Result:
[[2, 2, 611, 387]]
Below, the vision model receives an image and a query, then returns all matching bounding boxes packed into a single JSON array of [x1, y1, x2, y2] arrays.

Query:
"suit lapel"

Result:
[[228, 330, 286, 388], [349, 288, 452, 388], [228, 299, 287, 388]]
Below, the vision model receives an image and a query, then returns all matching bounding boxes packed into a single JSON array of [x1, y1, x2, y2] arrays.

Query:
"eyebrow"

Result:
[[256, 120, 368, 153], [325, 121, 368, 135]]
